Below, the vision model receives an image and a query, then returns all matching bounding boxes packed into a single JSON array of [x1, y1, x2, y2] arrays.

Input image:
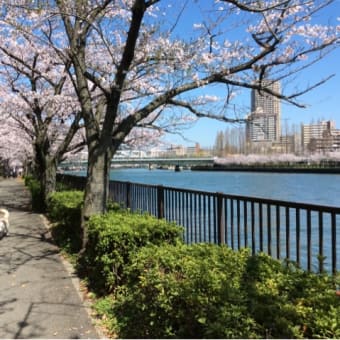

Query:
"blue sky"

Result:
[[163, 0, 340, 148]]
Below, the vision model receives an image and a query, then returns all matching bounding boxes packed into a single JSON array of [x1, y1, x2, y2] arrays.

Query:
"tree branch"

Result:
[[168, 99, 249, 124]]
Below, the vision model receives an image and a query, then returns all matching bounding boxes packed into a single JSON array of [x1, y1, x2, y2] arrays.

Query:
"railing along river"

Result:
[[57, 174, 340, 274]]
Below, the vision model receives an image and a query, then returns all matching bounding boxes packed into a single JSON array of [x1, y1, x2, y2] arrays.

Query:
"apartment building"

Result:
[[301, 120, 337, 152]]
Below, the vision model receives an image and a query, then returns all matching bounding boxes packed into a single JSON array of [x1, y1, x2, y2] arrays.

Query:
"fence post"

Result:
[[331, 212, 337, 275], [157, 185, 164, 219], [126, 182, 131, 209], [217, 192, 224, 245]]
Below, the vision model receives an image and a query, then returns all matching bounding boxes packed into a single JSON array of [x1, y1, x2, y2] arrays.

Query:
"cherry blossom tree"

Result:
[[1, 0, 339, 248], [0, 115, 32, 176], [0, 21, 84, 206]]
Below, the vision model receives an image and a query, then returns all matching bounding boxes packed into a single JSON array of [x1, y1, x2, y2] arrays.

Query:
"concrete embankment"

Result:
[[191, 164, 340, 174]]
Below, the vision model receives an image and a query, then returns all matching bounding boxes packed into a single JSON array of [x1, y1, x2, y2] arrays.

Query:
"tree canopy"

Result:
[[0, 0, 338, 247]]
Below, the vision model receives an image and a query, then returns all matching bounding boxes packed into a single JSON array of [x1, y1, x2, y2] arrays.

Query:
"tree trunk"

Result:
[[81, 144, 112, 250], [33, 155, 57, 212], [42, 157, 57, 203]]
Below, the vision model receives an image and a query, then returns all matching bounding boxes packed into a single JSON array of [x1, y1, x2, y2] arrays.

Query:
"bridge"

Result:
[[111, 157, 214, 167], [59, 157, 215, 170]]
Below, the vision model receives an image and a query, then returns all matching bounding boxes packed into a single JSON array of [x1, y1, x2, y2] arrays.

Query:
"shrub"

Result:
[[109, 244, 340, 339], [55, 181, 73, 192], [24, 175, 45, 212], [46, 190, 84, 253], [79, 210, 183, 295], [47, 190, 83, 225], [24, 174, 34, 187], [111, 244, 257, 339], [243, 254, 340, 338]]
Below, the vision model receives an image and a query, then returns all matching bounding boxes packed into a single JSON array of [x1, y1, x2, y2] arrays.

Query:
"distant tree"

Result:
[[1, 0, 339, 249], [223, 126, 246, 154], [214, 131, 225, 156], [307, 138, 318, 153], [237, 127, 246, 154], [213, 126, 247, 155]]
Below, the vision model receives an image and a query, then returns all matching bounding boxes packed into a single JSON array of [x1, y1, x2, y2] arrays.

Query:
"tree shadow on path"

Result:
[[0, 179, 99, 339]]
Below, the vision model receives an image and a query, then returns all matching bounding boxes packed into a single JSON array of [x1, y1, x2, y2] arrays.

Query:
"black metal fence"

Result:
[[109, 180, 339, 274], [57, 174, 340, 273]]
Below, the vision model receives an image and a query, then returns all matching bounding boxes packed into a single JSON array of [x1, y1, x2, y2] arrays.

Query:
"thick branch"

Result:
[[55, 111, 83, 162], [113, 0, 147, 91]]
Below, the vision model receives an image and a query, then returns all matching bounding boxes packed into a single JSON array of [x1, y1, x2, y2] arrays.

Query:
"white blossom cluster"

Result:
[[215, 152, 340, 166]]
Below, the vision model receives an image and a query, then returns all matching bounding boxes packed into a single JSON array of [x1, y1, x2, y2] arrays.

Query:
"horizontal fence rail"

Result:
[[57, 174, 340, 274]]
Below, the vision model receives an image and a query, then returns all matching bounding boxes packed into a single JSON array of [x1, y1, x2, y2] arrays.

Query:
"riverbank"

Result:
[[191, 164, 340, 174]]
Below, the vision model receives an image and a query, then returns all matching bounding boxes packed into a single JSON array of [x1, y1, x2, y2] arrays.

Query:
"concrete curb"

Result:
[[38, 214, 108, 339]]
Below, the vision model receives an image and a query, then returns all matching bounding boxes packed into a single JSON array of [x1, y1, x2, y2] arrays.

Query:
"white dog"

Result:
[[0, 208, 9, 239]]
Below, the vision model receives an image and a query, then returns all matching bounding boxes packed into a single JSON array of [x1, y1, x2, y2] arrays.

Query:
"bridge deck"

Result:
[[60, 157, 215, 168]]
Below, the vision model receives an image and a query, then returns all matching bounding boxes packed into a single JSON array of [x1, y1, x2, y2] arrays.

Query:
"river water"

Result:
[[108, 168, 340, 207]]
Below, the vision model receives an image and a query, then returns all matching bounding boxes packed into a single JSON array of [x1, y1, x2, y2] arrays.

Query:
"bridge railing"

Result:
[[58, 156, 215, 169], [56, 174, 339, 273]]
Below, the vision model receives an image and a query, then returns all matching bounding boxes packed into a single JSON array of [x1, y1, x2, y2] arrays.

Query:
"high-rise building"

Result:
[[246, 80, 281, 143]]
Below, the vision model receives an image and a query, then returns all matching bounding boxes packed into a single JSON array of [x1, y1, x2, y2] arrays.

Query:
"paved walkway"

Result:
[[0, 178, 101, 339]]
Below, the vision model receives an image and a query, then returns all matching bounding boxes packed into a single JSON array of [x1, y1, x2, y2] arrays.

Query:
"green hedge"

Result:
[[79, 210, 183, 295], [24, 175, 45, 212], [46, 190, 84, 253], [47, 190, 83, 225], [107, 244, 340, 339]]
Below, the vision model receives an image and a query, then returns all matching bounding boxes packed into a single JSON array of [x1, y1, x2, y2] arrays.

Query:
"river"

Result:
[[107, 168, 340, 207]]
